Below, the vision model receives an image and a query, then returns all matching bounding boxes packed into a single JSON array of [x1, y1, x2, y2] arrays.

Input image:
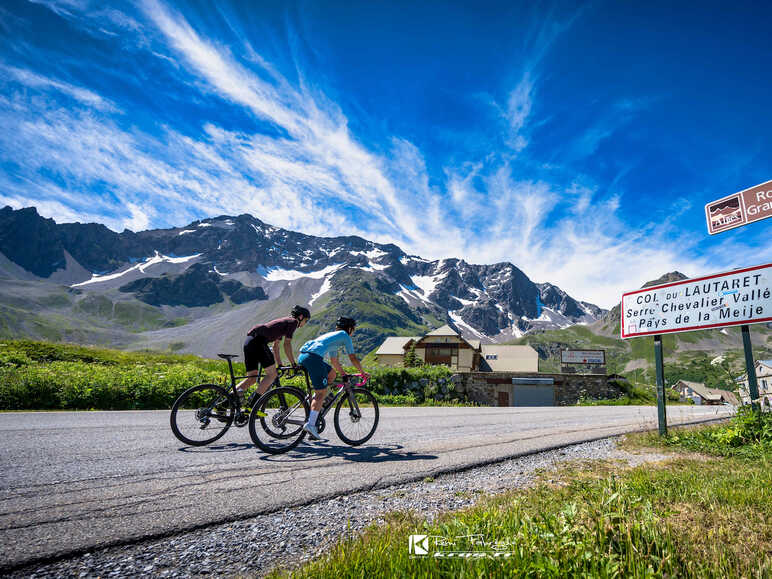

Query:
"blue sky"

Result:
[[0, 0, 770, 307]]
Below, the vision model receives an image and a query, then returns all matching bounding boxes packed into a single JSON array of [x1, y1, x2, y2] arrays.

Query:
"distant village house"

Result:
[[736, 360, 772, 409], [672, 380, 739, 406], [374, 324, 538, 373]]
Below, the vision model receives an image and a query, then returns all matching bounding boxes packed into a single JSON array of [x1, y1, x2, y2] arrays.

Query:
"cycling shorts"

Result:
[[298, 352, 331, 390], [243, 335, 274, 372]]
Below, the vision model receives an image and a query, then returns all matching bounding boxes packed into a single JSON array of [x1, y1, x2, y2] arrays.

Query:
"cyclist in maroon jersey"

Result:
[[234, 305, 310, 403]]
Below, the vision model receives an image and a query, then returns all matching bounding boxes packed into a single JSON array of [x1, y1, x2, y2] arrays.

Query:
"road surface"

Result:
[[0, 405, 731, 570]]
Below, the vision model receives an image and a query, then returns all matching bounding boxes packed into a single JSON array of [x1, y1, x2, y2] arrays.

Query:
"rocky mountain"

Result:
[[0, 206, 605, 355], [593, 271, 690, 337], [119, 263, 267, 307]]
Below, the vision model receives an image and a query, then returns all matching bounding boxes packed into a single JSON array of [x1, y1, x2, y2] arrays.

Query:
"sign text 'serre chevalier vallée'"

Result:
[[621, 263, 772, 339]]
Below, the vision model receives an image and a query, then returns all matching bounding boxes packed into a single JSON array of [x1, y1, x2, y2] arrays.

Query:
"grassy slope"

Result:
[[0, 279, 186, 346], [298, 269, 433, 356]]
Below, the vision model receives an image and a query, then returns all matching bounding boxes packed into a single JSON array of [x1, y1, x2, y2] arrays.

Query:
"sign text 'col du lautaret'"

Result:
[[621, 263, 772, 339]]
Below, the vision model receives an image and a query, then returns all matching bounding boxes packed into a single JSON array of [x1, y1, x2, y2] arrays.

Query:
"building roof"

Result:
[[479, 344, 538, 372], [719, 390, 740, 406], [468, 340, 481, 350], [425, 324, 460, 337], [375, 336, 418, 356], [676, 380, 721, 401], [676, 380, 739, 404]]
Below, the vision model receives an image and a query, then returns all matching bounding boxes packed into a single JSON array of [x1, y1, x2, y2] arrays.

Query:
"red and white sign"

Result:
[[705, 179, 772, 234], [621, 263, 772, 339]]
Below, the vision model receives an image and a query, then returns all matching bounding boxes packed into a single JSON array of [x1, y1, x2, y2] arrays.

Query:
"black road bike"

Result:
[[169, 353, 294, 446], [248, 368, 379, 454]]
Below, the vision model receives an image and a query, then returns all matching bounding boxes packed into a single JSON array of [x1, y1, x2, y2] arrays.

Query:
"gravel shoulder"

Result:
[[8, 437, 669, 578]]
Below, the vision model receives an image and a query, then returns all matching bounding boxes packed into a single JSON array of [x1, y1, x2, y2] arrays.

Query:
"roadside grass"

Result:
[[624, 404, 772, 461], [0, 340, 472, 410], [270, 411, 772, 578]]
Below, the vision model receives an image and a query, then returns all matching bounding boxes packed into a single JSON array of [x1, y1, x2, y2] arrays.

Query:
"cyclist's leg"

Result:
[[237, 336, 262, 393], [311, 366, 335, 412], [299, 353, 331, 436], [245, 336, 276, 395], [257, 363, 277, 395]]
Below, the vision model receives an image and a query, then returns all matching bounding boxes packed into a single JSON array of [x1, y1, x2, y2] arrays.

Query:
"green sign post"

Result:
[[653, 335, 667, 436], [741, 325, 761, 409], [621, 262, 771, 436]]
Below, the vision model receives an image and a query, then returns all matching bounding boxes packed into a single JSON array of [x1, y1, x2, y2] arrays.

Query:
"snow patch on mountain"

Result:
[[72, 252, 202, 287], [397, 284, 431, 306], [449, 310, 486, 339], [452, 295, 476, 307], [411, 272, 445, 297], [257, 263, 344, 281], [356, 262, 389, 272], [350, 248, 389, 261], [309, 276, 332, 306]]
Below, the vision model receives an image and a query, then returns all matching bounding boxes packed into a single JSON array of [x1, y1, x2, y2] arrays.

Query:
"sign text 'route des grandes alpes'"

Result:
[[621, 263, 772, 339]]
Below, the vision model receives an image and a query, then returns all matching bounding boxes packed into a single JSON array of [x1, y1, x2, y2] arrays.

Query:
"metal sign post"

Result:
[[741, 325, 760, 409], [621, 263, 772, 435], [654, 335, 667, 436]]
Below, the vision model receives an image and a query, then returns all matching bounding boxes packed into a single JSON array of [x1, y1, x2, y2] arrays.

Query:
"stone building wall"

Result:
[[454, 372, 619, 406]]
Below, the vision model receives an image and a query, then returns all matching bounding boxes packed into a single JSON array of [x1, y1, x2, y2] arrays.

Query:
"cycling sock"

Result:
[[308, 410, 319, 424]]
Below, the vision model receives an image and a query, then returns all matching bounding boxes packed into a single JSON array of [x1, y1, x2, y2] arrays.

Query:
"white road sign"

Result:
[[621, 263, 772, 339]]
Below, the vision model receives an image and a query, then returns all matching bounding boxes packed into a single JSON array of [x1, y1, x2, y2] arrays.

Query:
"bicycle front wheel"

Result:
[[248, 386, 309, 454], [170, 384, 235, 446], [334, 387, 379, 446]]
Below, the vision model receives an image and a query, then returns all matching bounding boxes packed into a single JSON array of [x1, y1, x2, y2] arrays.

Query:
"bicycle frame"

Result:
[[220, 355, 302, 405], [316, 374, 370, 422], [252, 372, 368, 423]]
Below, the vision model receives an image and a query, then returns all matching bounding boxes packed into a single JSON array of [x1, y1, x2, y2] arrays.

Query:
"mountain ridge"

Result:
[[0, 205, 605, 355]]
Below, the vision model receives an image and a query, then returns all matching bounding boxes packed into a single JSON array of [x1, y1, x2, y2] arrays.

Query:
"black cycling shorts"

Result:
[[243, 335, 274, 372]]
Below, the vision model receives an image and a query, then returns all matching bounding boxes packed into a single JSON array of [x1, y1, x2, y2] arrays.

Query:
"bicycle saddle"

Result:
[[217, 353, 239, 360]]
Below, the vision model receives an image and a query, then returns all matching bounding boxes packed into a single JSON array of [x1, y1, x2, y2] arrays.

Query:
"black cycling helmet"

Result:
[[335, 316, 356, 332], [291, 305, 311, 320]]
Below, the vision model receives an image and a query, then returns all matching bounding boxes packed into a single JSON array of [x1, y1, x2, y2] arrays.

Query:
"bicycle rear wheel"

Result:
[[334, 387, 379, 446], [170, 384, 235, 446], [248, 386, 309, 454]]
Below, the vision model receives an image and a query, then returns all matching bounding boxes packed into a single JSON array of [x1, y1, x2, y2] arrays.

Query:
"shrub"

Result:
[[662, 405, 772, 458]]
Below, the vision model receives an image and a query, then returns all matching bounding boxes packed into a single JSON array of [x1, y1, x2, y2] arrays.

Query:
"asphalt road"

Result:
[[0, 405, 731, 570]]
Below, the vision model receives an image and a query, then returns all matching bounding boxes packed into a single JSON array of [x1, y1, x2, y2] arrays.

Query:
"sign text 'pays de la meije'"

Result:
[[705, 179, 772, 235], [621, 263, 772, 339]]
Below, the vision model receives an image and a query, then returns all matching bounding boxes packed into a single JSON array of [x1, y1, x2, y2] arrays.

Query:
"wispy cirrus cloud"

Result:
[[1, 65, 117, 112], [3, 0, 769, 309]]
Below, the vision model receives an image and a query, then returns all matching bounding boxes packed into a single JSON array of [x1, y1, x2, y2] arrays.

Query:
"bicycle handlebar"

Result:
[[341, 373, 370, 386]]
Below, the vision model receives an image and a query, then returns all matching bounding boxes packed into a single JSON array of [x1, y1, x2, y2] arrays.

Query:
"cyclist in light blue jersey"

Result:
[[298, 316, 366, 439]]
